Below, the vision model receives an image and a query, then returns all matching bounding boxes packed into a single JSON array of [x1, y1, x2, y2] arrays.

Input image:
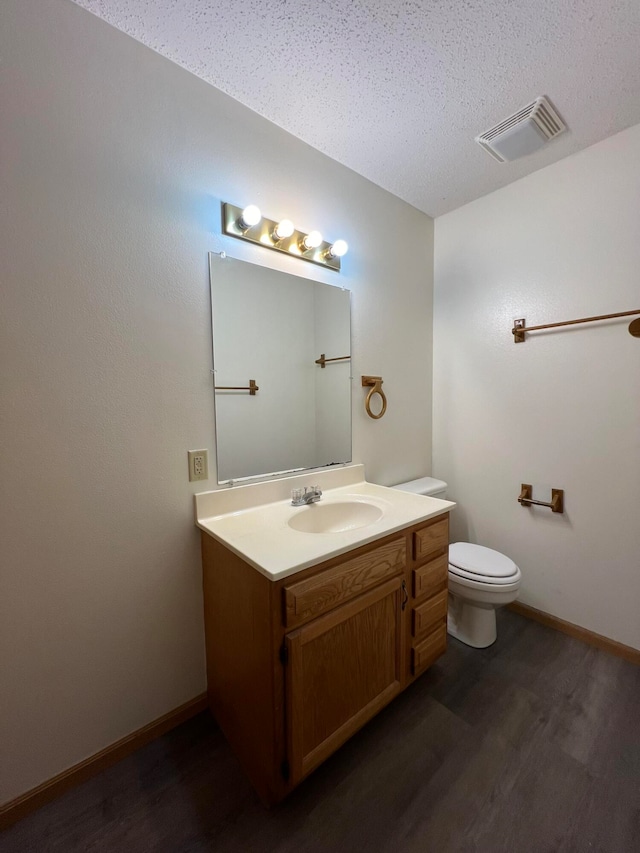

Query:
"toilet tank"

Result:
[[391, 476, 448, 499]]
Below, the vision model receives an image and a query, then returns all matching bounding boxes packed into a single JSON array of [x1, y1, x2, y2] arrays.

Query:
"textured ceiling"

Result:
[[71, 0, 640, 216]]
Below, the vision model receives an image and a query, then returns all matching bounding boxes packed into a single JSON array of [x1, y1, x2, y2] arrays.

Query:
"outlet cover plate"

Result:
[[188, 450, 209, 482]]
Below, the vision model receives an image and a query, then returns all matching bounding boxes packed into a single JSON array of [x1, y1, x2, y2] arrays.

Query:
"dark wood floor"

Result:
[[2, 610, 639, 853]]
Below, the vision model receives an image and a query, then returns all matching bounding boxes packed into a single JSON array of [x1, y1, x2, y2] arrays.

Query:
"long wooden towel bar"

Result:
[[513, 309, 640, 343], [315, 353, 351, 368]]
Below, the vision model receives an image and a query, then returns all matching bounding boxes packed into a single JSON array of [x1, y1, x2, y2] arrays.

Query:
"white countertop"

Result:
[[195, 465, 455, 581]]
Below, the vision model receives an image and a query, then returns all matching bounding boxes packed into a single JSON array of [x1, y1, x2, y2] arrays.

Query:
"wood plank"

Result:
[[301, 682, 400, 778], [0, 694, 207, 831], [268, 581, 289, 802], [201, 532, 278, 804], [414, 516, 448, 561], [509, 601, 640, 665], [286, 578, 403, 783], [412, 624, 447, 676], [6, 608, 639, 849], [284, 537, 406, 628], [412, 554, 448, 600], [412, 589, 448, 639]]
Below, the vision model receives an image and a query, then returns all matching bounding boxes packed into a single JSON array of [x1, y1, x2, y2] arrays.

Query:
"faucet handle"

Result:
[[291, 488, 303, 503]]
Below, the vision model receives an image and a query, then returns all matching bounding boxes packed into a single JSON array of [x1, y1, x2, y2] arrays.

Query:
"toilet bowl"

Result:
[[392, 477, 521, 648], [447, 542, 521, 647]]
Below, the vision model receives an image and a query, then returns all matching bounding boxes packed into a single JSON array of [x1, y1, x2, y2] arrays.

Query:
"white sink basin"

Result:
[[288, 500, 384, 534]]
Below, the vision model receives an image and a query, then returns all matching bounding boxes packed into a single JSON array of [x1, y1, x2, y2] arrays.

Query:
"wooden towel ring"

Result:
[[361, 375, 387, 419]]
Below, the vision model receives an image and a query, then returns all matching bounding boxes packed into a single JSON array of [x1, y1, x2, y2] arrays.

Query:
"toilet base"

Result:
[[447, 595, 497, 648]]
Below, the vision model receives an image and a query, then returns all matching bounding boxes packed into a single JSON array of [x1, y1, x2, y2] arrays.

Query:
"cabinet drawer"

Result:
[[411, 624, 447, 676], [414, 517, 448, 562], [412, 553, 448, 600], [284, 537, 406, 629], [412, 589, 447, 639]]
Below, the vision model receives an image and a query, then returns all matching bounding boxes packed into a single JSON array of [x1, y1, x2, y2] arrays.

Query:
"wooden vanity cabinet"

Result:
[[201, 512, 449, 805]]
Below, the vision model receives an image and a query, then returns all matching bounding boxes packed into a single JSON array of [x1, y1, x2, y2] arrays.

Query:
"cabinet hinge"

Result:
[[279, 643, 289, 665], [281, 759, 290, 781]]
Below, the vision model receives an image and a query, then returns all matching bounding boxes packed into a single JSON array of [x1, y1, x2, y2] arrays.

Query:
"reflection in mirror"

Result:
[[209, 253, 352, 483]]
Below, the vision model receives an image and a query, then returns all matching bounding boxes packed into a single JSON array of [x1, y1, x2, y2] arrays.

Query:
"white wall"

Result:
[[0, 0, 434, 803], [433, 123, 640, 651]]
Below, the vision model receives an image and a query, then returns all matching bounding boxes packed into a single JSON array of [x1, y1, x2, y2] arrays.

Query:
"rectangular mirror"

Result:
[[209, 253, 352, 483]]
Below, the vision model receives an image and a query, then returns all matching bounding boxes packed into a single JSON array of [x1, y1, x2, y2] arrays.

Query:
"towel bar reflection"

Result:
[[518, 484, 564, 514], [214, 379, 259, 395], [315, 353, 351, 368]]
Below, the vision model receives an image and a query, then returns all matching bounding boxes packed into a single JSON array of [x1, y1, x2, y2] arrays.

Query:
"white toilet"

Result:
[[392, 477, 522, 648]]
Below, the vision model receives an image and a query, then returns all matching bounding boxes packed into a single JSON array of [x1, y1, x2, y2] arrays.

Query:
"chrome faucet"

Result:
[[291, 485, 322, 506]]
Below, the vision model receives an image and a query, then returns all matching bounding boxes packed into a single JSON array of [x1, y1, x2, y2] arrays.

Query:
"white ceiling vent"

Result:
[[476, 97, 566, 163]]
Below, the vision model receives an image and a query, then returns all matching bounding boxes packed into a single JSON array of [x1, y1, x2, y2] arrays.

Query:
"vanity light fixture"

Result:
[[326, 239, 349, 259], [237, 204, 262, 230], [301, 230, 323, 251], [273, 218, 295, 241], [221, 201, 347, 272]]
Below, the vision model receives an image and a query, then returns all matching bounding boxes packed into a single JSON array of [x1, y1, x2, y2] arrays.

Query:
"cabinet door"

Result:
[[285, 577, 403, 785]]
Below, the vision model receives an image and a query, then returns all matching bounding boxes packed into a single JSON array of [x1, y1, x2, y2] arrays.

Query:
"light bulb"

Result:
[[273, 219, 295, 240], [302, 230, 323, 250], [238, 204, 261, 229], [328, 239, 348, 258]]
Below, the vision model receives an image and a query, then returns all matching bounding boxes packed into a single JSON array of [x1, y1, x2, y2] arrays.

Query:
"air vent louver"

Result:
[[476, 96, 566, 163]]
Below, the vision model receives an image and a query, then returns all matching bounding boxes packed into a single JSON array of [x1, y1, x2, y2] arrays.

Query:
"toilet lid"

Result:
[[449, 542, 519, 579]]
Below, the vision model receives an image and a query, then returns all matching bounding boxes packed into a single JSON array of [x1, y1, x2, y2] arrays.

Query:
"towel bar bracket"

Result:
[[513, 318, 526, 343]]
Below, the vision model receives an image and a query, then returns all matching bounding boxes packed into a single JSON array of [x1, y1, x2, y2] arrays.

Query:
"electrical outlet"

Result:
[[188, 449, 209, 482]]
